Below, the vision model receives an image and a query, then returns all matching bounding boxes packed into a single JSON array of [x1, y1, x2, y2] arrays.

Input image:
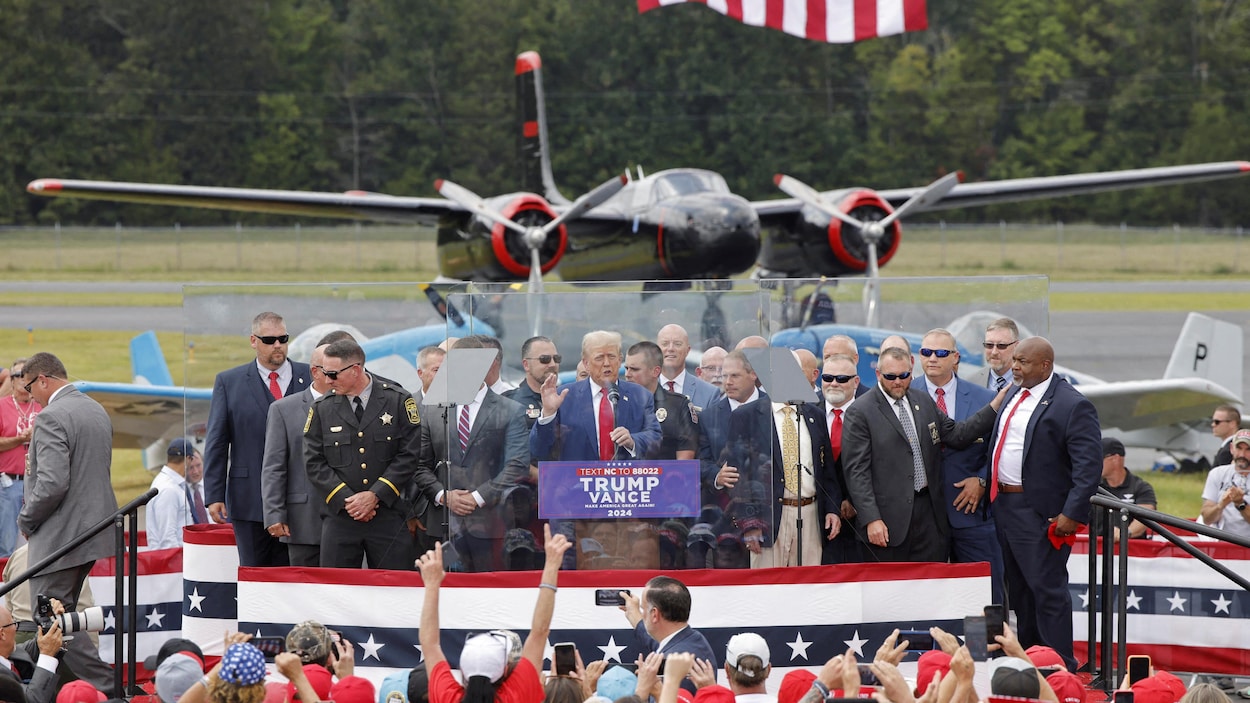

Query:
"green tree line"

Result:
[[2, 0, 1248, 228]]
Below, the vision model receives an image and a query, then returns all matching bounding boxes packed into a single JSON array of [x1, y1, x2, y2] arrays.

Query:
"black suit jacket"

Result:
[[726, 395, 841, 546], [842, 387, 996, 546]]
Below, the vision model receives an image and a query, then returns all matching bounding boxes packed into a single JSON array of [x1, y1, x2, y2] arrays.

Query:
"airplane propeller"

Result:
[[435, 174, 627, 334], [774, 172, 961, 327]]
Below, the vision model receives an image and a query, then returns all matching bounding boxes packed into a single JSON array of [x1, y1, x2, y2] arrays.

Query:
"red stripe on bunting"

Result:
[[853, 0, 877, 40], [903, 0, 928, 30], [88, 547, 182, 577], [765, 0, 786, 30], [1075, 643, 1250, 676], [806, 0, 828, 41]]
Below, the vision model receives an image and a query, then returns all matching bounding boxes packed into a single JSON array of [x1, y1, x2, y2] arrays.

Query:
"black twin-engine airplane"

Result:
[[27, 51, 1250, 290]]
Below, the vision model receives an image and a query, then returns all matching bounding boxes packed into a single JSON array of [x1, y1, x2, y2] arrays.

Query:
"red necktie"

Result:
[[935, 387, 947, 414], [598, 389, 615, 461], [990, 389, 1030, 502], [666, 380, 676, 393], [191, 484, 208, 524], [830, 409, 843, 459], [268, 371, 282, 400]]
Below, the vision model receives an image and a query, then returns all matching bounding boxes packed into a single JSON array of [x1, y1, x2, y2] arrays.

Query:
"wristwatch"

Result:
[[977, 477, 987, 487], [1236, 502, 1246, 512]]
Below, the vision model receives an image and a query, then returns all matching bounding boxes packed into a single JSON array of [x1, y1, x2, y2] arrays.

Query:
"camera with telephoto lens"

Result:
[[34, 594, 106, 634]]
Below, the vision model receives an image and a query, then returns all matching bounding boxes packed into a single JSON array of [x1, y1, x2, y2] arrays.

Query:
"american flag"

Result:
[[636, 0, 928, 43], [60, 525, 1250, 685], [1070, 536, 1250, 674]]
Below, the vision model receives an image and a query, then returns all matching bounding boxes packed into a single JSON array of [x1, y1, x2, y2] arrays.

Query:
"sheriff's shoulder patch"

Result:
[[405, 397, 421, 425]]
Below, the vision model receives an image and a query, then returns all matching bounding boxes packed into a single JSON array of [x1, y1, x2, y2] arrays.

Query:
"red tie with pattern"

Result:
[[666, 380, 676, 393], [935, 387, 947, 414], [830, 409, 843, 459], [268, 371, 282, 400], [990, 389, 1030, 502], [598, 389, 615, 461]]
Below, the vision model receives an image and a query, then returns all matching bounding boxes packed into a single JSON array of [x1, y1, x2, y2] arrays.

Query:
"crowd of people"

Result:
[[0, 309, 1246, 703]]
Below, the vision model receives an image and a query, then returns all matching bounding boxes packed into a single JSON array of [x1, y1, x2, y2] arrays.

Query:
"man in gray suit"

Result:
[[968, 317, 1020, 390], [842, 347, 1004, 562], [657, 324, 720, 413], [262, 345, 333, 567], [17, 352, 116, 690], [412, 336, 530, 572]]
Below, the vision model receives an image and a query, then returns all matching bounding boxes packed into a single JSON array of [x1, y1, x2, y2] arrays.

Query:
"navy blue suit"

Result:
[[917, 377, 1003, 602], [727, 395, 841, 550], [678, 374, 720, 413], [696, 396, 735, 505], [988, 375, 1100, 671], [204, 360, 310, 567], [633, 621, 717, 693], [530, 379, 661, 462]]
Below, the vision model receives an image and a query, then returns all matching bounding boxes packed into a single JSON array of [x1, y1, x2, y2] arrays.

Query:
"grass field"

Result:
[[0, 222, 1241, 516]]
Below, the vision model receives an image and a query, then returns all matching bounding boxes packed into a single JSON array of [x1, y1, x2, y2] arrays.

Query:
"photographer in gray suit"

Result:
[[18, 352, 116, 691]]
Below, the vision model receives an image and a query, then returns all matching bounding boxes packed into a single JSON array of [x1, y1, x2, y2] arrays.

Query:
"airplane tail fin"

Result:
[[515, 51, 569, 205], [130, 331, 174, 386], [1162, 312, 1243, 397]]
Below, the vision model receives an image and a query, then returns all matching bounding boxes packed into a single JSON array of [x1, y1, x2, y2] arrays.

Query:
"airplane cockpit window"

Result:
[[651, 170, 730, 202]]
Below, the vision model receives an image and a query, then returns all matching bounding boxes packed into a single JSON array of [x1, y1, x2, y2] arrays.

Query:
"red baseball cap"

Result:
[[1046, 670, 1085, 703], [915, 650, 953, 696], [779, 669, 817, 703], [1025, 645, 1066, 672]]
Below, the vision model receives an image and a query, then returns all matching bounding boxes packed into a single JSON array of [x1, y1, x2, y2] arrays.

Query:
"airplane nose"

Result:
[[661, 194, 760, 278]]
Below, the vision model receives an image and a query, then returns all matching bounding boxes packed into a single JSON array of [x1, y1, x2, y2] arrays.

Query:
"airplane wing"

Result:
[[751, 161, 1250, 217], [75, 382, 213, 449], [1073, 378, 1241, 433], [27, 179, 465, 225]]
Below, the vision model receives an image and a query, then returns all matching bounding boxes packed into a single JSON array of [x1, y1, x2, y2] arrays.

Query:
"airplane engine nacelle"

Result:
[[758, 188, 901, 277], [435, 192, 567, 282]]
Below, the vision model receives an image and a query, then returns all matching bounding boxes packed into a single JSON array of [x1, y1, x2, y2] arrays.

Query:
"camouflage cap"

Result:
[[286, 620, 332, 664]]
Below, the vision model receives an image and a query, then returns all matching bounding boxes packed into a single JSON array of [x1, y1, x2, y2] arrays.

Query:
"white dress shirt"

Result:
[[995, 375, 1054, 485], [146, 466, 192, 549]]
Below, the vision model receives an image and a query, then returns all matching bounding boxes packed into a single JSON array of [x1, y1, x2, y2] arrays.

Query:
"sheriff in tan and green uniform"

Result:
[[304, 338, 421, 570]]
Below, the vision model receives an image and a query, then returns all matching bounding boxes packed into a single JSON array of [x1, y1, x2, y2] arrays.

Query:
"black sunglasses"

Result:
[[880, 371, 911, 381], [821, 374, 857, 384], [22, 375, 42, 394], [526, 354, 562, 365], [982, 341, 1017, 350], [317, 362, 360, 380], [920, 348, 954, 358], [254, 334, 290, 345]]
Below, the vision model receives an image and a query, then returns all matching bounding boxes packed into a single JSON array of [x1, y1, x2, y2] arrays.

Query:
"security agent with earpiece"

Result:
[[304, 339, 421, 570]]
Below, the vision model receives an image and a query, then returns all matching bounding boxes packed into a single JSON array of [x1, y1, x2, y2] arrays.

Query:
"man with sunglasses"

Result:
[[504, 336, 561, 429], [204, 311, 310, 567], [305, 338, 421, 569], [969, 318, 1020, 391], [914, 329, 1004, 603], [16, 352, 116, 690], [820, 354, 861, 564], [1210, 404, 1241, 469], [842, 347, 1005, 562]]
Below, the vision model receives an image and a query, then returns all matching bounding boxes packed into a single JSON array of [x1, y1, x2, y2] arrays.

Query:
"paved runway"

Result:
[[1, 280, 1246, 396]]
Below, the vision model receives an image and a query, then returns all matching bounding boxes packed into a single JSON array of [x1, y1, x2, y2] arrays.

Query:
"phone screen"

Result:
[[252, 636, 286, 660], [983, 605, 1005, 645], [1114, 691, 1135, 703], [856, 663, 880, 687], [554, 643, 576, 676], [963, 616, 988, 661], [899, 630, 935, 652], [1127, 656, 1151, 685]]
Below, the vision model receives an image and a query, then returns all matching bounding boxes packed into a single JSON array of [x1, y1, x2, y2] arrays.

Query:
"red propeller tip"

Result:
[[773, 174, 784, 185], [515, 51, 542, 75], [27, 179, 62, 193], [434, 179, 445, 191], [1238, 161, 1250, 173]]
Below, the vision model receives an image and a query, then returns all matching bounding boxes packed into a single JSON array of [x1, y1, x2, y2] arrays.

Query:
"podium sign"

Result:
[[538, 460, 701, 520]]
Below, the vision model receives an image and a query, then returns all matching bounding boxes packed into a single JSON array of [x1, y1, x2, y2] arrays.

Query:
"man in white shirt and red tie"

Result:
[[986, 337, 1100, 673], [821, 354, 861, 564], [657, 324, 720, 413]]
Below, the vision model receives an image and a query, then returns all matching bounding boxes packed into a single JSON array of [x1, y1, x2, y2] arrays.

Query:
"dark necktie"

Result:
[[935, 387, 947, 414], [353, 397, 364, 422], [990, 390, 1031, 501], [268, 371, 283, 400], [187, 484, 208, 524], [994, 375, 1007, 391], [458, 405, 471, 453], [598, 390, 614, 461], [896, 398, 927, 491]]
